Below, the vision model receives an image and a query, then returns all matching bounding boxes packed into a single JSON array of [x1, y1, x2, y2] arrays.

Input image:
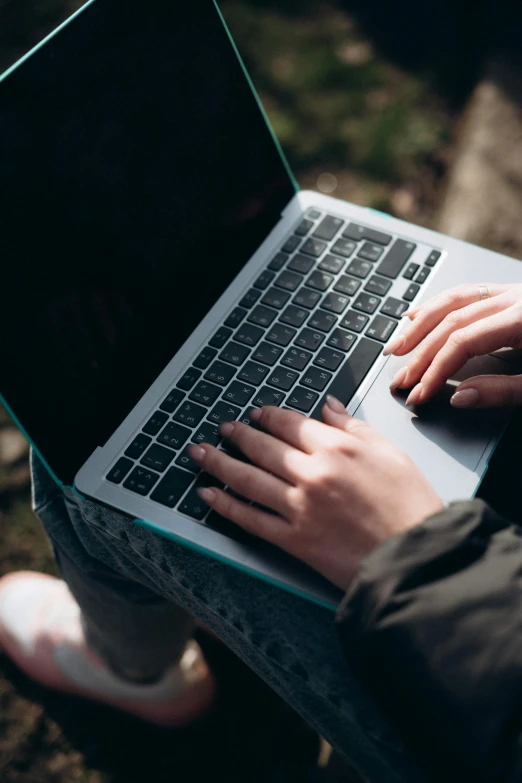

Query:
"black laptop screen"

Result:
[[0, 0, 295, 483]]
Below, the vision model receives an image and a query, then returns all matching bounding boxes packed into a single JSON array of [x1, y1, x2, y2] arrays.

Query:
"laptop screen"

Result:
[[0, 0, 295, 483]]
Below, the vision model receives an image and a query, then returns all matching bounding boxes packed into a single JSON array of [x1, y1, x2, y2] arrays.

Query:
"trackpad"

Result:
[[354, 354, 519, 500]]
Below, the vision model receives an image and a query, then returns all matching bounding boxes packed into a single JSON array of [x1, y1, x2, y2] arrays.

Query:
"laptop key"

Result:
[[294, 328, 324, 351], [366, 315, 398, 343], [141, 444, 176, 472], [189, 380, 221, 407], [239, 288, 262, 308], [106, 457, 133, 484], [268, 252, 289, 272], [237, 360, 270, 385], [208, 401, 241, 425], [403, 283, 421, 302], [326, 328, 357, 352], [193, 422, 221, 447], [346, 259, 372, 279], [308, 310, 337, 333], [219, 341, 250, 367], [280, 305, 308, 328], [295, 218, 314, 236], [342, 223, 392, 246], [310, 338, 383, 420], [123, 466, 159, 496], [415, 267, 431, 284], [281, 347, 312, 371], [301, 237, 327, 258], [307, 208, 322, 220], [376, 239, 416, 279], [286, 387, 319, 413], [314, 347, 344, 371], [177, 367, 202, 391], [224, 307, 247, 329], [252, 387, 285, 407], [173, 401, 206, 428], [274, 270, 303, 292], [209, 326, 233, 349], [261, 287, 291, 310], [318, 254, 344, 274], [204, 361, 236, 386], [193, 346, 218, 371], [157, 421, 191, 450], [253, 269, 275, 290], [177, 487, 209, 521], [381, 297, 409, 319], [143, 410, 169, 436], [340, 310, 370, 333], [288, 254, 315, 275], [281, 235, 301, 254], [238, 406, 260, 427], [266, 323, 296, 347], [334, 275, 360, 296], [252, 341, 283, 366], [175, 446, 202, 474], [159, 389, 185, 413], [292, 287, 321, 309], [358, 242, 384, 262], [306, 270, 333, 291], [426, 250, 441, 267], [331, 239, 356, 258], [267, 366, 299, 391], [353, 293, 380, 315], [223, 381, 256, 407], [364, 275, 392, 297], [125, 433, 152, 460], [248, 304, 278, 328], [321, 292, 350, 314], [403, 262, 420, 280], [300, 367, 332, 392], [150, 467, 194, 508], [313, 214, 344, 240], [235, 323, 264, 347]]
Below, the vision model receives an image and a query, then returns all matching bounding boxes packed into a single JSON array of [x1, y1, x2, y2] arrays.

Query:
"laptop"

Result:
[[1, 0, 521, 609]]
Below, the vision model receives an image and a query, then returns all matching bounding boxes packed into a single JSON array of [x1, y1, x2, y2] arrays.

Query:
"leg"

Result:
[[30, 453, 426, 783]]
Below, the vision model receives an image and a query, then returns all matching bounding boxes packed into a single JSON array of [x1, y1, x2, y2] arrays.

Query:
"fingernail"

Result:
[[389, 366, 408, 391], [220, 422, 235, 437], [188, 444, 206, 462], [450, 388, 480, 408], [405, 383, 423, 406], [197, 487, 216, 503], [249, 407, 262, 421], [325, 394, 346, 414], [383, 335, 404, 356]]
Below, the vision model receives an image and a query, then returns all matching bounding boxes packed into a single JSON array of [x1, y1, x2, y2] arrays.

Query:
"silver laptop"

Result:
[[1, 0, 521, 609]]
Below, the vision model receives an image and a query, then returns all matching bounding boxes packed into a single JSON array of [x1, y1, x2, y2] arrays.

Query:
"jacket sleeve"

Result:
[[336, 499, 522, 783]]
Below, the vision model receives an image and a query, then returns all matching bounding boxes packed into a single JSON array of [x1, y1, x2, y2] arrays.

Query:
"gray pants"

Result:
[[31, 451, 426, 783]]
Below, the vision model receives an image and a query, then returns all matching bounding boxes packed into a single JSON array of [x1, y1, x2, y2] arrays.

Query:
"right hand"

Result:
[[385, 283, 522, 408]]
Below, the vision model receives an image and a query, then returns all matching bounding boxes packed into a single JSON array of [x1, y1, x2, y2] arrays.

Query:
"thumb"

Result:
[[321, 394, 370, 436], [450, 374, 522, 409]]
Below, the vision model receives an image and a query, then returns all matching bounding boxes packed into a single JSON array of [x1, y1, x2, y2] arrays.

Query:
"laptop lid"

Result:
[[0, 0, 296, 485]]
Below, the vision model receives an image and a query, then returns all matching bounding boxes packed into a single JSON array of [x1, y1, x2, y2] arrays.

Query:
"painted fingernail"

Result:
[[405, 383, 423, 406], [249, 407, 262, 421], [220, 422, 235, 437], [389, 366, 408, 391], [188, 444, 206, 462], [383, 335, 405, 356], [197, 487, 216, 503], [325, 394, 346, 413], [450, 388, 480, 408]]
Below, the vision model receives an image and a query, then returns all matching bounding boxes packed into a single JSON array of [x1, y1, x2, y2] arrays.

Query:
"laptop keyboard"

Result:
[[105, 209, 442, 523]]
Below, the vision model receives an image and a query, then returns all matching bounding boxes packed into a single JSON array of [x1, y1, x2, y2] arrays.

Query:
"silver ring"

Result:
[[478, 285, 489, 301]]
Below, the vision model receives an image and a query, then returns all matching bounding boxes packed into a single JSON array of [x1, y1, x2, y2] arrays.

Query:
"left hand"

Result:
[[188, 401, 442, 591]]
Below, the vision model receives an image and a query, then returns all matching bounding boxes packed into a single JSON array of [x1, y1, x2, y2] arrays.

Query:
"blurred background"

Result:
[[1, 0, 521, 781]]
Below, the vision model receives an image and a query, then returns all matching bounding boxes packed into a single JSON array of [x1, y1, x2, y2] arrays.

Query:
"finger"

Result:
[[390, 296, 510, 391], [385, 283, 510, 356], [320, 395, 373, 438], [187, 443, 292, 516], [219, 420, 308, 484], [450, 374, 522, 409], [405, 310, 521, 405], [250, 405, 345, 453], [196, 486, 292, 546]]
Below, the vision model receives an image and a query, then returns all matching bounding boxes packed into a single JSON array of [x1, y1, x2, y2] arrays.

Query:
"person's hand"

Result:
[[187, 401, 442, 591], [385, 282, 522, 408]]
